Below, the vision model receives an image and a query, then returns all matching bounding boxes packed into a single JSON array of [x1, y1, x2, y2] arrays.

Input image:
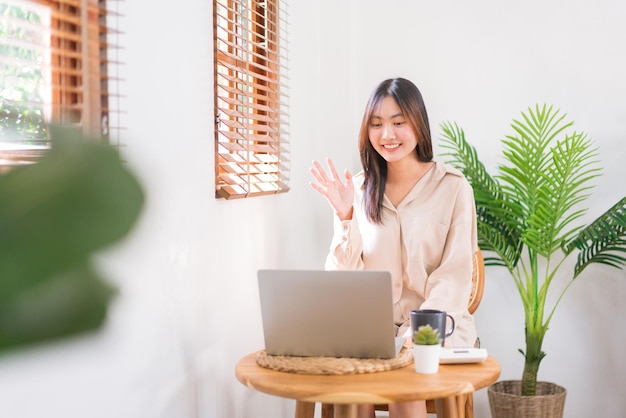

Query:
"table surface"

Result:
[[235, 351, 501, 405]]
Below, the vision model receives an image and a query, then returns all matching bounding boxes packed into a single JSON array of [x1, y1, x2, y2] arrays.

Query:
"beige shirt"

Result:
[[325, 162, 478, 347]]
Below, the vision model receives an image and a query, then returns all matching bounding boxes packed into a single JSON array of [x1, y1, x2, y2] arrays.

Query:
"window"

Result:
[[0, 0, 123, 171], [213, 0, 289, 199]]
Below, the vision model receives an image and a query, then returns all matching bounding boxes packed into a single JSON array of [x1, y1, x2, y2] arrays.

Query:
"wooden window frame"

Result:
[[213, 0, 289, 199], [0, 0, 123, 170]]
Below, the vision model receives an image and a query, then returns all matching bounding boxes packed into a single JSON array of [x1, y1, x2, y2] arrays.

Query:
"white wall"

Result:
[[0, 0, 624, 417]]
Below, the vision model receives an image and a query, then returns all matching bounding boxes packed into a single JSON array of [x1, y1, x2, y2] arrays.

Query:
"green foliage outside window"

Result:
[[0, 2, 48, 144]]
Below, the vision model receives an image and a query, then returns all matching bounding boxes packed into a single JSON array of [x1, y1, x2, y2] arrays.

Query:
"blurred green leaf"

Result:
[[0, 126, 144, 352]]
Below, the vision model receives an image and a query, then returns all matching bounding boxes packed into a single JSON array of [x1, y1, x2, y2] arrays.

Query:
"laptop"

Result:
[[257, 269, 405, 359]]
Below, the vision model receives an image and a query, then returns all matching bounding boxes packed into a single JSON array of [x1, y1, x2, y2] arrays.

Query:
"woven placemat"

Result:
[[256, 346, 413, 375]]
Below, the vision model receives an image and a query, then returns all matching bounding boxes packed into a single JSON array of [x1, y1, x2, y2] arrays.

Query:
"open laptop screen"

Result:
[[257, 269, 401, 359]]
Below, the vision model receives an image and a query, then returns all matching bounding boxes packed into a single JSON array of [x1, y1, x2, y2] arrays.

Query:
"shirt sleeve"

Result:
[[324, 215, 365, 271], [419, 178, 478, 347]]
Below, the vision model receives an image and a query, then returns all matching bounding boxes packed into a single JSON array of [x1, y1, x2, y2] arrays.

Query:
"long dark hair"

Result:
[[358, 78, 433, 223]]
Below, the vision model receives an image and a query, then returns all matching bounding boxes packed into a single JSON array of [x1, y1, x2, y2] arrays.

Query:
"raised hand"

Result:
[[309, 158, 354, 220]]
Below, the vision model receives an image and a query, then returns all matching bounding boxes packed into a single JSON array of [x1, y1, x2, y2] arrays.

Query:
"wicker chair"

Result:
[[319, 248, 485, 418]]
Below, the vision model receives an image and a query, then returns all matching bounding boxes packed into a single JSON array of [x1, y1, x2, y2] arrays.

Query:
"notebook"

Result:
[[257, 269, 405, 359]]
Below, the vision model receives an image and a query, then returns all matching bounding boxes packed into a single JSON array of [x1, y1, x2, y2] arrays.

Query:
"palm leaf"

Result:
[[523, 131, 601, 256], [440, 122, 522, 269], [563, 196, 626, 276], [498, 105, 572, 224]]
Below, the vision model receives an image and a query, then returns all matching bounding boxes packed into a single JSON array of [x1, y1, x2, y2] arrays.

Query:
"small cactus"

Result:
[[413, 324, 442, 345]]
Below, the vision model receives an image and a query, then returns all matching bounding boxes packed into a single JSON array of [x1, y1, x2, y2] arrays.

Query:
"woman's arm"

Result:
[[420, 178, 478, 347], [324, 215, 365, 270], [310, 158, 365, 270]]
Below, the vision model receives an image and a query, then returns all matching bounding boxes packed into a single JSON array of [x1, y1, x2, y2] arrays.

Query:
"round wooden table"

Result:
[[235, 351, 500, 418]]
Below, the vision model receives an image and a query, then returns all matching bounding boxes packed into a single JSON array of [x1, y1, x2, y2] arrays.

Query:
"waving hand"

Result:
[[309, 158, 354, 220]]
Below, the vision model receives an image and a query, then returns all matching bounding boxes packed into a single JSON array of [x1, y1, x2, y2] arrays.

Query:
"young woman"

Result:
[[310, 78, 478, 418]]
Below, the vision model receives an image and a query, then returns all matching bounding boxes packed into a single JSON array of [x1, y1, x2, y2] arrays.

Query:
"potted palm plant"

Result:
[[439, 104, 626, 418]]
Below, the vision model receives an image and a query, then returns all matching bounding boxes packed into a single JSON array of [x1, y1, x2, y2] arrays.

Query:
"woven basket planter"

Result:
[[488, 380, 567, 418]]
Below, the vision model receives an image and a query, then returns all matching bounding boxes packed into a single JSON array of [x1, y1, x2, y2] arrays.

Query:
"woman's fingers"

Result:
[[310, 159, 354, 219], [310, 159, 353, 205], [310, 159, 330, 184], [309, 161, 331, 197], [326, 158, 341, 181], [311, 158, 343, 185], [309, 167, 324, 186], [309, 181, 325, 195]]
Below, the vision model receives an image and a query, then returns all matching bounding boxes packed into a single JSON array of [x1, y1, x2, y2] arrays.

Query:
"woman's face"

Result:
[[368, 96, 418, 164]]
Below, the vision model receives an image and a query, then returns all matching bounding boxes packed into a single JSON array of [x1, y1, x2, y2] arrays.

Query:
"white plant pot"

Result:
[[413, 344, 440, 374]]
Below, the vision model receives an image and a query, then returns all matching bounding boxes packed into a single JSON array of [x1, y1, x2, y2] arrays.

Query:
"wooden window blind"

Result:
[[0, 0, 123, 171], [213, 0, 290, 199]]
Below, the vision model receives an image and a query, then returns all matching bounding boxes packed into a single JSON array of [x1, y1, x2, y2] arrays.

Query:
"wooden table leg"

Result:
[[333, 404, 358, 418], [321, 403, 334, 418], [295, 400, 316, 418], [463, 393, 474, 418], [434, 395, 465, 418]]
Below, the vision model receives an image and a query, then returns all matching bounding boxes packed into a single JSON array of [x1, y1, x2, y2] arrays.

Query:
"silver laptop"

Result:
[[257, 269, 405, 359]]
